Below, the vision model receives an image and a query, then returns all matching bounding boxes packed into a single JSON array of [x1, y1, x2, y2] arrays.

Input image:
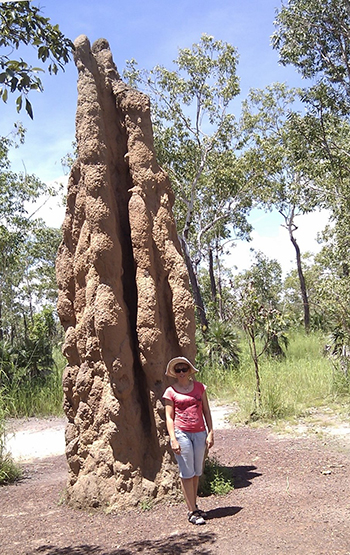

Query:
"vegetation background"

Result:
[[0, 0, 350, 485]]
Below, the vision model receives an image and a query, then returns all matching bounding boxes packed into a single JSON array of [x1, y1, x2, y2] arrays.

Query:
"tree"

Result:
[[197, 263, 233, 322], [272, 0, 350, 355], [313, 229, 350, 376], [239, 83, 320, 332], [0, 1, 74, 117], [0, 128, 61, 381], [196, 318, 240, 374], [272, 0, 350, 110], [124, 34, 252, 329], [283, 252, 324, 329], [0, 218, 60, 347], [272, 0, 350, 281], [0, 305, 58, 388], [280, 205, 311, 331]]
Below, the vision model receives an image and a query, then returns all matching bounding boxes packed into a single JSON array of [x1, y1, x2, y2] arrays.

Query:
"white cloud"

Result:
[[226, 209, 330, 276], [27, 176, 68, 229]]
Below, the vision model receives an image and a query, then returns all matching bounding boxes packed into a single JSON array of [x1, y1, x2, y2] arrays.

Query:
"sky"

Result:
[[1, 0, 327, 275]]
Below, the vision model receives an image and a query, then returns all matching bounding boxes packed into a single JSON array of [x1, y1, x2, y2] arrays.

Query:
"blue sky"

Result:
[[0, 0, 327, 273]]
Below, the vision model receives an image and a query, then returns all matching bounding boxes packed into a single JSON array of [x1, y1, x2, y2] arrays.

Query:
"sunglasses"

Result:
[[174, 366, 189, 374]]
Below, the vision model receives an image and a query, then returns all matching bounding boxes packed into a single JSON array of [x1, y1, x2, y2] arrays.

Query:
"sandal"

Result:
[[188, 510, 206, 525]]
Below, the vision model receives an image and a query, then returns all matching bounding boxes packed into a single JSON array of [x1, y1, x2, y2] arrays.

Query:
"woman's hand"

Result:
[[170, 438, 181, 454], [206, 430, 214, 449]]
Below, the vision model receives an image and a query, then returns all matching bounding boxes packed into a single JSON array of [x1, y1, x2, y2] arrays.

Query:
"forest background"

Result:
[[0, 0, 350, 480]]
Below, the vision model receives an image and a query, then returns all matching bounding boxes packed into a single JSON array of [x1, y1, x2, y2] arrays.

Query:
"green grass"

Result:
[[1, 330, 349, 487], [0, 347, 66, 484], [0, 452, 22, 485], [0, 404, 22, 485], [5, 378, 63, 417], [1, 347, 65, 418], [199, 330, 350, 423]]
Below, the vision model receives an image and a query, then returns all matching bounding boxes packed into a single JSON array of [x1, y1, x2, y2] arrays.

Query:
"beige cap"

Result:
[[165, 357, 198, 378]]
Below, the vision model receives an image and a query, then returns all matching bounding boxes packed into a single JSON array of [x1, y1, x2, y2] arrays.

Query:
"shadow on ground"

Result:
[[31, 532, 217, 555], [205, 505, 242, 519], [199, 463, 262, 498], [231, 465, 262, 488]]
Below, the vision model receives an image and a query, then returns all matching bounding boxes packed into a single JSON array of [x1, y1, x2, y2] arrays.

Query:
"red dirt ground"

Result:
[[1, 422, 350, 555]]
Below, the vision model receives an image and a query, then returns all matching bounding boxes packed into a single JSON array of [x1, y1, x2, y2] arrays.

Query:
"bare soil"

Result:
[[1, 413, 350, 555]]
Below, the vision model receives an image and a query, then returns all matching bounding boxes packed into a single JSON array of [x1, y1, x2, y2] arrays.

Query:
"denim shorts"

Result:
[[174, 429, 207, 479]]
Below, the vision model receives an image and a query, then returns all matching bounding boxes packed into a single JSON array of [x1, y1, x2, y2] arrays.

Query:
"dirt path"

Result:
[[1, 410, 350, 555], [3, 403, 234, 462]]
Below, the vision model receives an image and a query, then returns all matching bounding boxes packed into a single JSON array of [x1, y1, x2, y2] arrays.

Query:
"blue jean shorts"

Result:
[[174, 429, 207, 479]]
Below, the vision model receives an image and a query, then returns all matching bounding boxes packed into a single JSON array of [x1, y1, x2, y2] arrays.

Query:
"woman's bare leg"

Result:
[[180, 477, 197, 512], [193, 475, 200, 507]]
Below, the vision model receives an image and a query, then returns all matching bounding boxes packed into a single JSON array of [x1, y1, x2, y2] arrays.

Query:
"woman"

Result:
[[163, 356, 214, 525]]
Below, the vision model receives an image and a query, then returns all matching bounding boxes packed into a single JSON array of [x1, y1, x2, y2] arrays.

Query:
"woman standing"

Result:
[[163, 356, 214, 525]]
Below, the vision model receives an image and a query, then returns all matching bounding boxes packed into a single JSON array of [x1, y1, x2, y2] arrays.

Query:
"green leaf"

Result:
[[38, 46, 49, 62], [25, 98, 33, 119], [0, 2, 73, 117], [16, 95, 22, 112], [10, 76, 18, 92]]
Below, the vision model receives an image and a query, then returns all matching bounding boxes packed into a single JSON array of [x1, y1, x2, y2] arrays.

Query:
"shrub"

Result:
[[199, 456, 235, 496], [0, 401, 22, 484], [0, 452, 22, 485]]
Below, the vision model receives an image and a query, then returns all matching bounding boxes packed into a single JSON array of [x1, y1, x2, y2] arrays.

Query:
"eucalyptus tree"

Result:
[[0, 129, 60, 375], [273, 0, 350, 356], [272, 1, 350, 280], [283, 252, 327, 329], [124, 34, 252, 328], [239, 83, 321, 332], [272, 0, 350, 110], [0, 1, 74, 117]]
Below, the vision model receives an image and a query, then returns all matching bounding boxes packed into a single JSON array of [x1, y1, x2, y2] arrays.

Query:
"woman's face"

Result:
[[174, 364, 190, 379]]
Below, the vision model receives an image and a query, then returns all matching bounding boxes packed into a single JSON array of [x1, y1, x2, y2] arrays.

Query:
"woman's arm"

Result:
[[164, 399, 181, 453], [202, 390, 214, 449]]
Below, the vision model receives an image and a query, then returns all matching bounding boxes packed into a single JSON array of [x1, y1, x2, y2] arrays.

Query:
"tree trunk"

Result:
[[290, 232, 310, 333], [180, 236, 209, 330], [247, 329, 261, 413], [208, 247, 217, 313], [23, 312, 28, 344], [0, 296, 3, 342], [281, 207, 310, 334], [215, 242, 224, 320]]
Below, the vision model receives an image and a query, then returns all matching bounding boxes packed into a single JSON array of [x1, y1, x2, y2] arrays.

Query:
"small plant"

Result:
[[139, 496, 154, 511], [0, 452, 22, 485], [204, 320, 240, 369], [0, 404, 22, 485], [199, 456, 234, 496]]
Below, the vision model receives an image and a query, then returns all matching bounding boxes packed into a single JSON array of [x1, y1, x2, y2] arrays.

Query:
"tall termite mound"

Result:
[[55, 35, 196, 511]]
